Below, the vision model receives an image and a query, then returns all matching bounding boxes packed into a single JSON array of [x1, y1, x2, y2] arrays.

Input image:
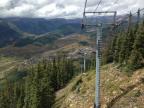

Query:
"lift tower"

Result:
[[82, 4, 117, 108]]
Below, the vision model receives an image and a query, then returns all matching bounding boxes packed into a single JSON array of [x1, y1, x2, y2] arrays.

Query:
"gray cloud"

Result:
[[56, 3, 65, 9], [0, 0, 143, 18]]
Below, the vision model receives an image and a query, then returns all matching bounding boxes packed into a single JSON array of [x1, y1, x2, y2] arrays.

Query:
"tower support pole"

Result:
[[94, 24, 102, 108]]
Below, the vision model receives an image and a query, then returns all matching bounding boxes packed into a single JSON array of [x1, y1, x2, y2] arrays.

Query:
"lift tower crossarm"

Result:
[[82, 11, 117, 28]]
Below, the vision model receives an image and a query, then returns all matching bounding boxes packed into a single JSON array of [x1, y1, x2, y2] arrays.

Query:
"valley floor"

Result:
[[54, 64, 144, 108]]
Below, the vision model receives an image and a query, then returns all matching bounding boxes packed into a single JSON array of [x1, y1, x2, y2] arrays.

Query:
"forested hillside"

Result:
[[0, 57, 76, 108], [103, 21, 144, 73]]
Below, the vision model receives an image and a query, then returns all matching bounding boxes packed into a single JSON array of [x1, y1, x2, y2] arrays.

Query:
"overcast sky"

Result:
[[0, 0, 143, 18]]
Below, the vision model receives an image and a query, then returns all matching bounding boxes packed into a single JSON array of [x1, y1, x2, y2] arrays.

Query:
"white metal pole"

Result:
[[84, 53, 86, 73]]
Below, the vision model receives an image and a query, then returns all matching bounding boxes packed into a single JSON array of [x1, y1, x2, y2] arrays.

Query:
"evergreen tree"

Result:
[[128, 22, 144, 70]]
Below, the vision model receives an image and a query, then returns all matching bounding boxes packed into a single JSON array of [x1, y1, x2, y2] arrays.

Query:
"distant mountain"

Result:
[[0, 20, 23, 47], [3, 18, 82, 35], [0, 16, 123, 48], [0, 18, 83, 48]]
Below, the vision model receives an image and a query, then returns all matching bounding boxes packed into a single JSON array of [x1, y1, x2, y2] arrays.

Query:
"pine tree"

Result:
[[119, 29, 135, 64], [113, 34, 123, 63]]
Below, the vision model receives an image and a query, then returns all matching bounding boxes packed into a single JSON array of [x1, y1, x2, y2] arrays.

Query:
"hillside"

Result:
[[54, 64, 144, 108], [0, 34, 93, 58], [0, 18, 84, 51], [0, 20, 22, 47], [3, 18, 82, 35], [42, 34, 94, 57], [0, 57, 20, 79], [0, 0, 143, 107]]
